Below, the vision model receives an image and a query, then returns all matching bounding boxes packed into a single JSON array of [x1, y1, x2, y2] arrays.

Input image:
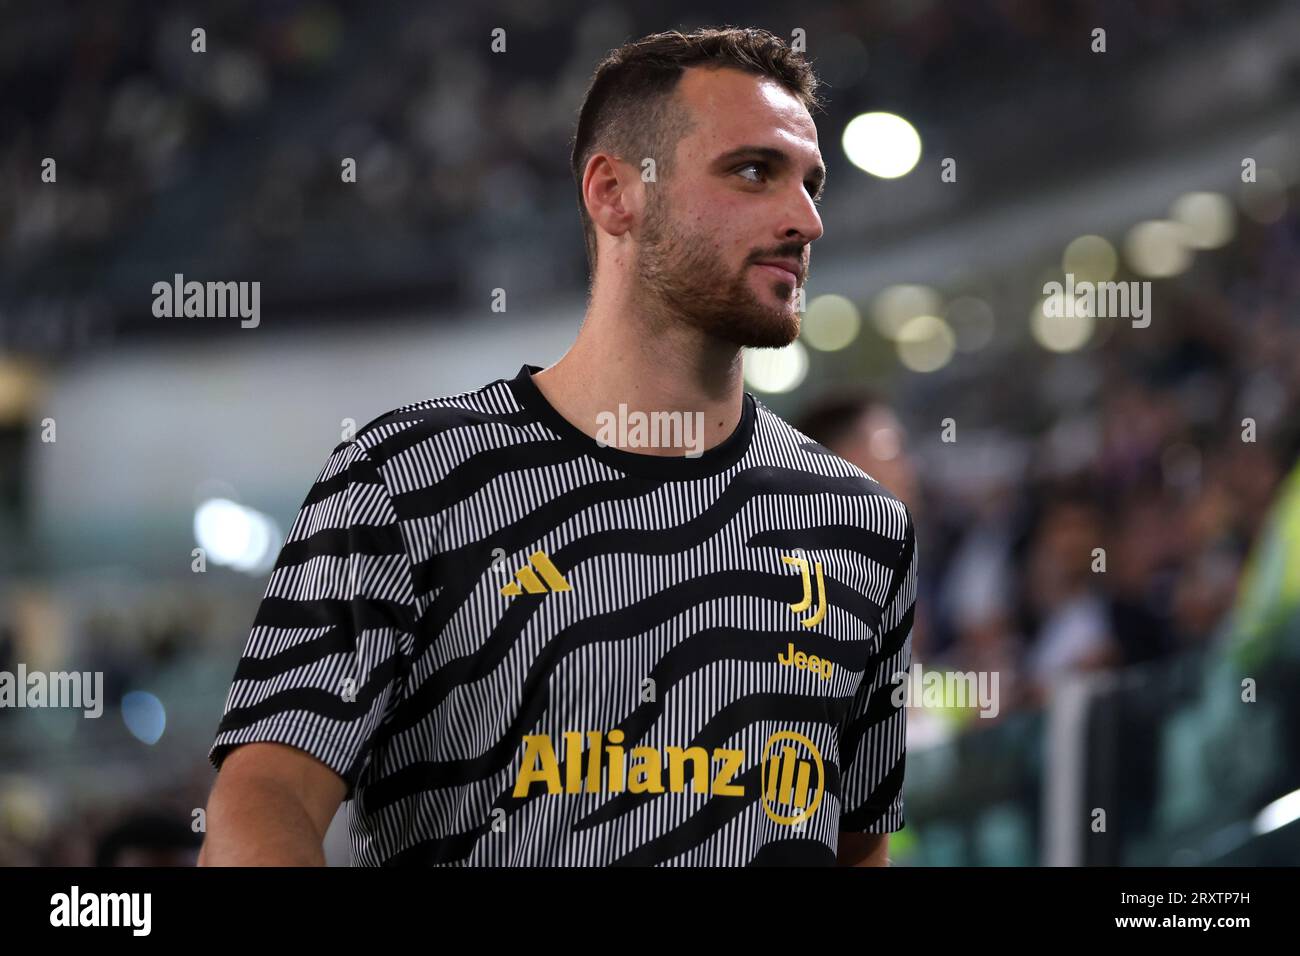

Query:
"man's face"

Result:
[[838, 407, 920, 509], [634, 66, 825, 348]]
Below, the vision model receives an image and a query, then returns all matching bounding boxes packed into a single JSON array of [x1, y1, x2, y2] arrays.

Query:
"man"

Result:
[[200, 26, 917, 867], [796, 389, 933, 668], [794, 389, 921, 514]]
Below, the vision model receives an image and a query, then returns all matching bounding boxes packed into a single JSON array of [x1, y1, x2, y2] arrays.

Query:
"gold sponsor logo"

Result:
[[513, 730, 744, 797], [500, 550, 572, 596], [781, 554, 826, 628], [512, 729, 824, 826], [760, 730, 824, 825], [777, 641, 834, 680]]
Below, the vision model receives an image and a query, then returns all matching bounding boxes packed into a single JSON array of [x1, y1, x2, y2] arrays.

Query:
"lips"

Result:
[[754, 259, 803, 285]]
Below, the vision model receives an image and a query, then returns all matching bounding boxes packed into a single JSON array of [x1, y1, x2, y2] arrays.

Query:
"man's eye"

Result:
[[737, 162, 766, 183]]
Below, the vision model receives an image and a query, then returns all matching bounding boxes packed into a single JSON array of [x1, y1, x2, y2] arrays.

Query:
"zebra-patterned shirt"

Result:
[[209, 363, 917, 866]]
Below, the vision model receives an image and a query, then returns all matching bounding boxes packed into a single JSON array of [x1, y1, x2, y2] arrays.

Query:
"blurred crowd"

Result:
[[2, 0, 1286, 322], [798, 193, 1300, 723]]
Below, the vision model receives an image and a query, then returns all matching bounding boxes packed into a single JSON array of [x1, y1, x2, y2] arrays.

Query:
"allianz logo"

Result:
[[513, 729, 825, 825]]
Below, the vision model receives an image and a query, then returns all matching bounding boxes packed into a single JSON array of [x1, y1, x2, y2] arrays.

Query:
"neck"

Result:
[[531, 268, 746, 457]]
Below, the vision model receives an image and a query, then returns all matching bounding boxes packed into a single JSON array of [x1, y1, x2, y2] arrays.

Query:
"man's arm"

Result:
[[198, 742, 347, 866], [837, 831, 890, 867]]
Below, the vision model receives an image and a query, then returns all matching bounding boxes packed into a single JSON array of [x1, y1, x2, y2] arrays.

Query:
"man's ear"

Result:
[[583, 153, 639, 242]]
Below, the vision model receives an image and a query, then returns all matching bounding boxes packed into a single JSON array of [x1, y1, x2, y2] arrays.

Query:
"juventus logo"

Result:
[[500, 550, 573, 596], [781, 553, 826, 628]]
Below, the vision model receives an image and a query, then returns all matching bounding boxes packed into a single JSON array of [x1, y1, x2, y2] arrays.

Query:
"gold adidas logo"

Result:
[[500, 549, 572, 596]]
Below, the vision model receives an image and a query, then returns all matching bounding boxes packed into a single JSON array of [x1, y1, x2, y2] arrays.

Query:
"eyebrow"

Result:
[[713, 145, 827, 197]]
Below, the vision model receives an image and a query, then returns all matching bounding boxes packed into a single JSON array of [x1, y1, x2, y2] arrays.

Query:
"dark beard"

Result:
[[635, 196, 801, 349]]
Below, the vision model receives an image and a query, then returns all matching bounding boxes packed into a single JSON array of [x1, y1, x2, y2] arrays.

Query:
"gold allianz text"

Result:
[[513, 730, 744, 797]]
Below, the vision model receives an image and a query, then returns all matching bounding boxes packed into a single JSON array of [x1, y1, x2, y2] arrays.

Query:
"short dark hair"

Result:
[[794, 388, 888, 452], [570, 27, 823, 279]]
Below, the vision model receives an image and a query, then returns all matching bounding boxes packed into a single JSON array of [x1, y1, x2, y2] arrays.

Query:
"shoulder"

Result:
[[338, 375, 527, 469], [750, 394, 904, 497], [749, 393, 915, 543]]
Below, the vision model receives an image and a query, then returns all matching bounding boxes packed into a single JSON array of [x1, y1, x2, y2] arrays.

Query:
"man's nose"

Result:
[[783, 188, 823, 245]]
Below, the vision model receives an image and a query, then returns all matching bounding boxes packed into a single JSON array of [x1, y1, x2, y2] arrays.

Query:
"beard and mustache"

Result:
[[632, 191, 806, 349]]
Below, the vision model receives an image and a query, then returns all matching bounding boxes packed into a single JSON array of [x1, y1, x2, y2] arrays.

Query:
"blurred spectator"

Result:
[[94, 813, 202, 867]]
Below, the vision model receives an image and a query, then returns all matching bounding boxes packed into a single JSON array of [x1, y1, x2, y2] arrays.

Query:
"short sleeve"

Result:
[[839, 505, 917, 833], [208, 440, 415, 800]]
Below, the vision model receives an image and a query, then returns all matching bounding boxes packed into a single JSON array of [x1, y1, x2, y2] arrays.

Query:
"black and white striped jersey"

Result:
[[209, 363, 917, 866]]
